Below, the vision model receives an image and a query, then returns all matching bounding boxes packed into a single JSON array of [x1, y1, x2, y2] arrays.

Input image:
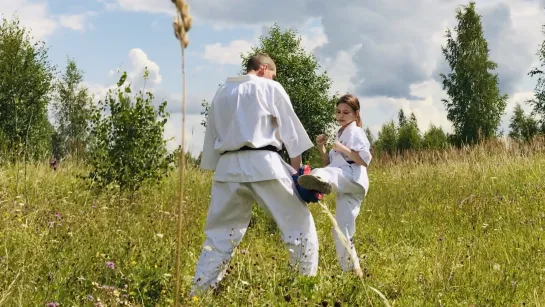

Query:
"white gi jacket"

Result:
[[327, 121, 372, 193], [200, 74, 313, 182]]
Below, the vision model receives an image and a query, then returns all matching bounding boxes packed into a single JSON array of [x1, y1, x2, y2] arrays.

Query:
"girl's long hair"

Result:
[[337, 94, 362, 127]]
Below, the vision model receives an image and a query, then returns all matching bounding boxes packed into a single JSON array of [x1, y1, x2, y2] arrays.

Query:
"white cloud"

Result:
[[505, 91, 536, 115], [203, 40, 255, 65], [85, 81, 117, 104], [181, 0, 545, 96], [126, 48, 162, 87], [200, 19, 328, 68], [99, 0, 545, 97], [299, 20, 328, 52], [0, 0, 58, 40], [1, 0, 98, 40], [190, 0, 312, 29], [320, 45, 361, 95], [95, 0, 545, 152], [87, 48, 162, 103], [357, 79, 453, 137], [59, 11, 96, 32], [499, 91, 538, 132], [164, 114, 206, 156], [96, 0, 118, 11], [99, 0, 173, 15]]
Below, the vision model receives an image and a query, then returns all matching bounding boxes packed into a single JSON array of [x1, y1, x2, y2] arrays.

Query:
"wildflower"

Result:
[[241, 249, 248, 255], [156, 233, 164, 239], [46, 303, 58, 307], [106, 261, 115, 270], [192, 296, 199, 302], [54, 213, 62, 219]]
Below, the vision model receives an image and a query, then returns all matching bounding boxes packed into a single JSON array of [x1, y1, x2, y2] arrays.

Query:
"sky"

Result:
[[2, 0, 545, 156]]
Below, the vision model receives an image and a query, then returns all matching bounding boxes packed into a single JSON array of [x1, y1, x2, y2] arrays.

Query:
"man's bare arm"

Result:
[[290, 155, 302, 172]]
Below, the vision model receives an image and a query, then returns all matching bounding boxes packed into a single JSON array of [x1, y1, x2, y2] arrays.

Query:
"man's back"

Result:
[[200, 74, 312, 183], [191, 54, 320, 296]]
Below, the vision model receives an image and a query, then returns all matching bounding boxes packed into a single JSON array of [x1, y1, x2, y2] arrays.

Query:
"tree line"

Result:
[[2, 1, 545, 193]]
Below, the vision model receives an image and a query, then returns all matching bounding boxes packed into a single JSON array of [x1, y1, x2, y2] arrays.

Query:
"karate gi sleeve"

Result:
[[345, 128, 373, 166], [270, 84, 314, 158], [199, 101, 221, 171]]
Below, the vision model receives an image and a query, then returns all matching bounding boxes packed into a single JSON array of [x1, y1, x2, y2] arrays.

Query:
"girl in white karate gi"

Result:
[[297, 93, 372, 273]]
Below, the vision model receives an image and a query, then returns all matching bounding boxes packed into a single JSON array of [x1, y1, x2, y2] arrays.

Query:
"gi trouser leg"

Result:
[[333, 193, 364, 271], [310, 167, 365, 272], [191, 177, 319, 295]]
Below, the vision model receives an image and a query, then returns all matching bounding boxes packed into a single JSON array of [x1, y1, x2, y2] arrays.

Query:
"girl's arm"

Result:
[[333, 141, 368, 167], [319, 149, 329, 167]]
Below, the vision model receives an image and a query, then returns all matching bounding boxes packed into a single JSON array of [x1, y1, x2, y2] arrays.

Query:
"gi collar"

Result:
[[226, 74, 260, 83], [337, 120, 358, 137]]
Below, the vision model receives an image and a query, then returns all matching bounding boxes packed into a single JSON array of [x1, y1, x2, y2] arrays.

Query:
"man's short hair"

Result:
[[246, 53, 276, 73]]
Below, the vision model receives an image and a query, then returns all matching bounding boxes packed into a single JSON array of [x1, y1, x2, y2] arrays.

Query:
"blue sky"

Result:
[[2, 0, 545, 156], [44, 1, 252, 98]]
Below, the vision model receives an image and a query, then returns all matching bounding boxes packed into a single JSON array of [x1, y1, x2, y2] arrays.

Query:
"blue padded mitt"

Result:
[[292, 165, 323, 203]]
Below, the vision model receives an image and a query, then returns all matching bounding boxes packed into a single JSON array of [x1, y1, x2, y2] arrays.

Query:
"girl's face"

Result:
[[335, 102, 359, 127]]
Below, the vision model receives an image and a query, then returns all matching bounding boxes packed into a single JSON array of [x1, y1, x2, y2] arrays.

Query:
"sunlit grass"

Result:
[[1, 139, 545, 306]]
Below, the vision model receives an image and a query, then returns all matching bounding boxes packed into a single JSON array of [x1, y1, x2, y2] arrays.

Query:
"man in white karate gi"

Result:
[[192, 53, 319, 295]]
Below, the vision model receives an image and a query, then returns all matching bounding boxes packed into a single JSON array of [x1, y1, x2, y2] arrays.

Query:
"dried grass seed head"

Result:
[[173, 18, 189, 48], [171, 0, 192, 48]]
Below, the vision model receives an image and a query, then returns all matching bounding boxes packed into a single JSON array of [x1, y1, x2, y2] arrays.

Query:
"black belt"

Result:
[[347, 160, 355, 164], [221, 145, 280, 155]]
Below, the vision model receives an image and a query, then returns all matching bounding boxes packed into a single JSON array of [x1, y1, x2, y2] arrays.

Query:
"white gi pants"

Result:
[[310, 165, 366, 272], [191, 177, 319, 295]]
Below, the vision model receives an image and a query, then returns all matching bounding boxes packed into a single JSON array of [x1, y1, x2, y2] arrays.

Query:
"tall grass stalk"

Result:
[[171, 0, 193, 305]]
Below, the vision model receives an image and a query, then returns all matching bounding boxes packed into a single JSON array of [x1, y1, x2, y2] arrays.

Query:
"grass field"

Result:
[[1, 140, 545, 306]]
